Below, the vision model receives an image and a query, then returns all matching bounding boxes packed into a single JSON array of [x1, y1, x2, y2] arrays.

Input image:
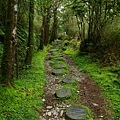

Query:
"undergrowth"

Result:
[[64, 45, 120, 119], [0, 46, 49, 120]]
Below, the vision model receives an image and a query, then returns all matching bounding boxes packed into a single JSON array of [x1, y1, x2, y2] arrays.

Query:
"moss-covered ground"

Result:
[[0, 46, 49, 120]]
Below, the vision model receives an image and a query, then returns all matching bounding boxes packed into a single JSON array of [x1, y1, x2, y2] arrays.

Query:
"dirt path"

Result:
[[39, 43, 112, 120]]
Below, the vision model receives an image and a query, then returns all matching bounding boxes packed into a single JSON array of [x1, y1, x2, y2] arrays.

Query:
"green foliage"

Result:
[[101, 17, 120, 65], [0, 47, 48, 120], [0, 43, 3, 64], [0, 29, 4, 36]]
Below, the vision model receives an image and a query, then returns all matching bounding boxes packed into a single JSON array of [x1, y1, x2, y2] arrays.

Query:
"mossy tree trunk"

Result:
[[44, 7, 51, 46], [39, 6, 51, 50], [50, 5, 58, 43], [1, 0, 18, 86], [25, 0, 34, 65], [39, 7, 46, 50]]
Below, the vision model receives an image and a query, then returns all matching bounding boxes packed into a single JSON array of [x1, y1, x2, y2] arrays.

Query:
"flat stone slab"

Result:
[[53, 57, 64, 61], [53, 64, 67, 69], [52, 69, 64, 76], [51, 52, 61, 55], [62, 78, 74, 83], [49, 55, 63, 59], [66, 106, 88, 120], [50, 61, 61, 66], [50, 49, 59, 52], [56, 88, 72, 98]]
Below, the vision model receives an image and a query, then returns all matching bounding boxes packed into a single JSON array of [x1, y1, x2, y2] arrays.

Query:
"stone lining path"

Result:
[[39, 41, 112, 120]]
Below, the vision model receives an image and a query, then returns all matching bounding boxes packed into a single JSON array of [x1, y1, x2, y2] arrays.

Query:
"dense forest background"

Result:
[[0, 0, 120, 86]]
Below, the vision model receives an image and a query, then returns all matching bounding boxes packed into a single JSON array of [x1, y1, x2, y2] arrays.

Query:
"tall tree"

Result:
[[39, 7, 46, 50], [1, 0, 18, 86], [25, 0, 34, 65], [50, 0, 59, 43], [44, 7, 51, 45]]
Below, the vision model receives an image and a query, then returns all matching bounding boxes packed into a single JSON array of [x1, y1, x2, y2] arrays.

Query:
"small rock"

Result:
[[92, 103, 99, 106], [46, 106, 53, 109], [77, 91, 80, 93], [56, 107, 60, 112], [100, 115, 104, 117], [52, 110, 58, 116], [47, 112, 52, 116], [42, 98, 45, 102], [62, 78, 74, 83], [60, 110, 64, 117], [52, 69, 64, 76]]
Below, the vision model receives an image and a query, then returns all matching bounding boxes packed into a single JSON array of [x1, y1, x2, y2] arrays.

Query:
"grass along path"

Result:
[[0, 47, 48, 120]]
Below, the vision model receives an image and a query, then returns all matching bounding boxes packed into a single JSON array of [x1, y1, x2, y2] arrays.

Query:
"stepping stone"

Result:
[[50, 55, 63, 59], [50, 61, 61, 66], [50, 49, 59, 52], [53, 64, 67, 69], [51, 52, 60, 55], [55, 88, 72, 98], [52, 69, 64, 76], [62, 78, 74, 83], [53, 57, 64, 61], [66, 106, 88, 120]]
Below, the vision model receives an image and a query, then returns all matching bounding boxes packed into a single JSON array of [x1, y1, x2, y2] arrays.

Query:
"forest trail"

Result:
[[39, 41, 112, 120]]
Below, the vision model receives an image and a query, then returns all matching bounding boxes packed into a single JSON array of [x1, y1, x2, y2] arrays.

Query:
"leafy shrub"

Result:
[[101, 17, 120, 65]]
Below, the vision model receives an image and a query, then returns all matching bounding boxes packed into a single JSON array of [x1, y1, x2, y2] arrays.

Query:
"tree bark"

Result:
[[44, 7, 51, 46], [1, 0, 18, 86], [50, 6, 58, 43], [25, 0, 34, 65]]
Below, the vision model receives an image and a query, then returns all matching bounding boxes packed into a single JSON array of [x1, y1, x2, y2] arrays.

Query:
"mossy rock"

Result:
[[52, 69, 65, 76], [53, 64, 67, 69], [49, 55, 63, 59], [62, 78, 74, 83], [52, 57, 64, 61], [55, 88, 72, 98], [51, 51, 60, 54], [50, 49, 59, 52], [49, 61, 62, 66], [66, 106, 88, 120]]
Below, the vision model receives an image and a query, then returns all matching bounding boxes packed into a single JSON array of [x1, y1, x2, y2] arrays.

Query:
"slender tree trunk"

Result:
[[25, 0, 34, 65], [83, 18, 85, 40], [44, 7, 51, 46], [50, 6, 58, 43], [39, 7, 46, 50], [76, 15, 81, 40], [1, 0, 18, 86]]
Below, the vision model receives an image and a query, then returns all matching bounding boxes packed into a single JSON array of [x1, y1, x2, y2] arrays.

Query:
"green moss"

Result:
[[0, 46, 49, 120], [61, 80, 78, 101]]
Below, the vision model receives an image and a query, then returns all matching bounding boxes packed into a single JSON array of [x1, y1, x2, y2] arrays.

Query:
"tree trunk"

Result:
[[25, 0, 34, 65], [50, 6, 58, 43], [1, 0, 18, 86], [44, 7, 51, 46], [39, 7, 46, 50], [76, 15, 81, 40]]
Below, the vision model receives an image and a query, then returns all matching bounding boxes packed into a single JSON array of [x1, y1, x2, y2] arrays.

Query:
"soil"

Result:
[[65, 55, 112, 120], [39, 46, 112, 120]]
